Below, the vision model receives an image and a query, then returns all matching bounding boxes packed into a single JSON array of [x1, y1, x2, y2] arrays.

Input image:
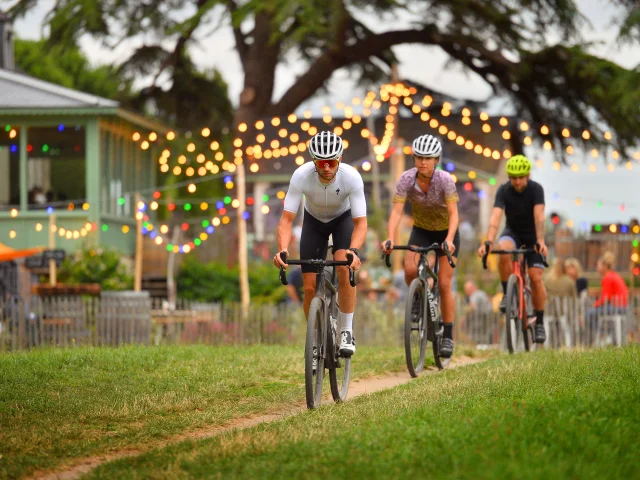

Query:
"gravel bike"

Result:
[[383, 241, 456, 375], [279, 252, 356, 409]]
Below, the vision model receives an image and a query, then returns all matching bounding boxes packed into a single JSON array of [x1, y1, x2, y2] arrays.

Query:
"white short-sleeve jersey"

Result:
[[283, 162, 367, 223]]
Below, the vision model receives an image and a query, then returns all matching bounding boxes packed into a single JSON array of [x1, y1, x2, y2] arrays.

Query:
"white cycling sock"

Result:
[[339, 311, 353, 332]]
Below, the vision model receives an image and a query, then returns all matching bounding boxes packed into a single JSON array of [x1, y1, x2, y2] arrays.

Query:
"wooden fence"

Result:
[[1, 293, 638, 352]]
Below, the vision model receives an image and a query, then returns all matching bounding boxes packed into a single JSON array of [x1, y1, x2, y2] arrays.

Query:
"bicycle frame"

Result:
[[279, 253, 355, 366], [482, 245, 547, 333], [510, 254, 535, 332]]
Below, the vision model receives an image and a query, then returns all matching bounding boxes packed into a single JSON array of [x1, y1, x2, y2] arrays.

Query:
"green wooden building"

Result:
[[0, 68, 168, 256]]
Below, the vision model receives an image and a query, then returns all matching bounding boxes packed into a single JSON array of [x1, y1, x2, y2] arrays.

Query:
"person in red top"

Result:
[[589, 251, 629, 344]]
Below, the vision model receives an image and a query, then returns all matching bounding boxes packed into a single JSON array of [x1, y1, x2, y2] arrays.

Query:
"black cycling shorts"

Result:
[[408, 226, 460, 259], [299, 209, 354, 273], [498, 226, 546, 269]]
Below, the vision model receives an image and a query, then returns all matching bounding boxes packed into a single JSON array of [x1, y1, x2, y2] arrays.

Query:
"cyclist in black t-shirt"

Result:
[[477, 155, 548, 343]]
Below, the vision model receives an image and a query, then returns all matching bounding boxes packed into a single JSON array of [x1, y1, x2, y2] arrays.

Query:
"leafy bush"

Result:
[[177, 258, 287, 304], [57, 247, 133, 291]]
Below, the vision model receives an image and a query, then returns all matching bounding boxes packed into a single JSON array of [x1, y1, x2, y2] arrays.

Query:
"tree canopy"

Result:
[[14, 38, 131, 99], [6, 0, 640, 160]]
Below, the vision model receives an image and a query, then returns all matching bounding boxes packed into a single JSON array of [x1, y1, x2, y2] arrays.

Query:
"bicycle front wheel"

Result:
[[505, 275, 523, 353], [405, 279, 427, 377], [431, 296, 451, 370], [305, 297, 326, 409], [523, 292, 536, 352], [329, 345, 351, 402]]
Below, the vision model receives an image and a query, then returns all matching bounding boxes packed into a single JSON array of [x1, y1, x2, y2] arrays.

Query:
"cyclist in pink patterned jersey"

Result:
[[381, 134, 460, 358]]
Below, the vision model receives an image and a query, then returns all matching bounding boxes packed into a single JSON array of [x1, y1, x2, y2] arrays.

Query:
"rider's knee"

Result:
[[438, 277, 452, 294], [529, 268, 544, 284], [303, 281, 316, 298], [497, 240, 514, 259]]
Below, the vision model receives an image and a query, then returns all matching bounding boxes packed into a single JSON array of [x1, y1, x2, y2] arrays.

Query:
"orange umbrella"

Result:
[[0, 243, 46, 262]]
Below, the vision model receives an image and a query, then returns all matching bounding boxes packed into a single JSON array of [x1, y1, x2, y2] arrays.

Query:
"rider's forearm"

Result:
[[446, 207, 458, 242], [486, 208, 503, 243], [350, 217, 368, 250], [534, 214, 546, 243], [277, 217, 293, 252], [386, 208, 402, 241]]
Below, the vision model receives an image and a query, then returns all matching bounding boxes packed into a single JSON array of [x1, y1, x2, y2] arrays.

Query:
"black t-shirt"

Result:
[[494, 180, 545, 238]]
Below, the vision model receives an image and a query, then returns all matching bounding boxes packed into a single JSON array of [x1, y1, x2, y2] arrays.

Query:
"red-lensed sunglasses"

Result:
[[314, 159, 340, 169]]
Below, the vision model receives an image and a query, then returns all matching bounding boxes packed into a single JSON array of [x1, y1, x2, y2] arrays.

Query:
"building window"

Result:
[[26, 125, 86, 211]]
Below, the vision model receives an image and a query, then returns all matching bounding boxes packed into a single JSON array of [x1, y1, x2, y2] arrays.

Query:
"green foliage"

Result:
[[10, 0, 640, 162], [14, 38, 131, 100], [177, 258, 287, 304], [57, 247, 133, 291]]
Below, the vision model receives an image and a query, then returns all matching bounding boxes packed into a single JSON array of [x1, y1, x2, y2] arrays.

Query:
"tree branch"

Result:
[[227, 0, 248, 68], [270, 25, 513, 115], [150, 0, 210, 87]]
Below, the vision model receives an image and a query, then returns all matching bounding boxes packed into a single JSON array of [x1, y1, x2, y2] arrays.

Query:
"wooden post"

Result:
[[367, 114, 381, 207], [237, 161, 250, 319], [392, 138, 405, 273], [134, 193, 143, 292], [49, 213, 57, 286], [166, 225, 180, 310]]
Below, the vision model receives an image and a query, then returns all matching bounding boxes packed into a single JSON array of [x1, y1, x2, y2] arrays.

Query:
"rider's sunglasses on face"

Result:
[[314, 159, 340, 169]]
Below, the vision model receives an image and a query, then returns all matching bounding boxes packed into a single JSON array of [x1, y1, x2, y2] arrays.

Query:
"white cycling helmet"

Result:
[[412, 134, 443, 158], [308, 131, 344, 160]]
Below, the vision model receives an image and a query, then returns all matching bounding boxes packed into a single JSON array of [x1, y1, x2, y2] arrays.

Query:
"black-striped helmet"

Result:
[[308, 131, 344, 160]]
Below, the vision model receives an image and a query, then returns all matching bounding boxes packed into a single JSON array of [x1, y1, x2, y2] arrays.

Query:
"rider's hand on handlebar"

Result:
[[478, 242, 492, 258], [442, 239, 455, 256], [536, 241, 549, 257], [273, 249, 288, 269], [349, 253, 362, 272], [380, 239, 393, 254]]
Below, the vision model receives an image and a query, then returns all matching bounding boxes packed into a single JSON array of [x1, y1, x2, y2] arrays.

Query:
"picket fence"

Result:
[[1, 293, 638, 352]]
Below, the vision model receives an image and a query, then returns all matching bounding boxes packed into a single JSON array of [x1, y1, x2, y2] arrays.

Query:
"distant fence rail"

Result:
[[1, 293, 638, 352]]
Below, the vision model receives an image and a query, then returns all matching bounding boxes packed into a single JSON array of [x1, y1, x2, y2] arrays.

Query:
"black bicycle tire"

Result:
[[329, 341, 351, 402], [523, 290, 536, 351], [405, 279, 427, 377], [305, 297, 325, 409], [505, 275, 521, 354], [431, 294, 451, 370]]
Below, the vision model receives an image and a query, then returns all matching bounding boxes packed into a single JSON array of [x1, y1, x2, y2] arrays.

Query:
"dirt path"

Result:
[[32, 355, 484, 480]]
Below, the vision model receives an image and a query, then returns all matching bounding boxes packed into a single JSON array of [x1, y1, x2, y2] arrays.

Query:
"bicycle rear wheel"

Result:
[[405, 279, 427, 377], [504, 275, 523, 354], [305, 297, 326, 409]]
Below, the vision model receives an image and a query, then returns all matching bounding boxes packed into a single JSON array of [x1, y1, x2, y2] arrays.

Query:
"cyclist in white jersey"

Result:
[[273, 131, 367, 356]]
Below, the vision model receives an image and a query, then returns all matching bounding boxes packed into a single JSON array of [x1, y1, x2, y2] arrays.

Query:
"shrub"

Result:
[[177, 258, 287, 304], [57, 247, 133, 291]]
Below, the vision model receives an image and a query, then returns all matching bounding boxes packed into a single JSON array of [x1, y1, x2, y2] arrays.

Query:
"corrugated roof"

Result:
[[0, 68, 118, 108]]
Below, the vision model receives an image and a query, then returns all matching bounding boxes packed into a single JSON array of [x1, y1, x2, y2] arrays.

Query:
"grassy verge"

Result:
[[91, 347, 639, 480], [0, 344, 412, 479]]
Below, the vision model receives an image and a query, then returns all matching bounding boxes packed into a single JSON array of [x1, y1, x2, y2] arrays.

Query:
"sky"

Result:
[[8, 0, 640, 228]]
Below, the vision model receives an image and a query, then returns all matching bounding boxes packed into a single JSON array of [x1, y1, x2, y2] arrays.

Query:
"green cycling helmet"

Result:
[[505, 154, 532, 177]]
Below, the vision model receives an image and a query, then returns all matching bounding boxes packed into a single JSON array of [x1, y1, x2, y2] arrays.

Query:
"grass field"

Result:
[[89, 346, 640, 480], [0, 344, 411, 479]]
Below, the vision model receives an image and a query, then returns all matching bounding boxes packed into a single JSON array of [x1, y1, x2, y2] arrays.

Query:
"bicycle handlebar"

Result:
[[278, 252, 356, 287], [481, 241, 549, 269], [381, 241, 456, 269]]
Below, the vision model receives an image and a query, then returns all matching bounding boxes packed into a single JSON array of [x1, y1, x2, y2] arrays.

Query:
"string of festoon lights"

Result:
[[137, 187, 290, 253], [114, 81, 640, 254], [129, 83, 638, 181]]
